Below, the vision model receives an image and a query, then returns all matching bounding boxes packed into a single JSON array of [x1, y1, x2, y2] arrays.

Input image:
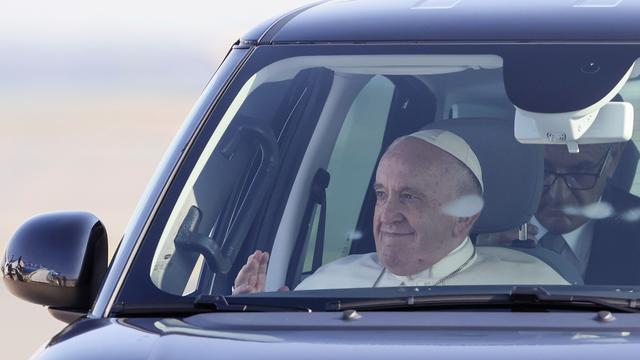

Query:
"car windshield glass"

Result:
[[116, 45, 640, 308]]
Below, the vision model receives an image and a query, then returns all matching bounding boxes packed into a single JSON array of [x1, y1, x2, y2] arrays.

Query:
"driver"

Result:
[[233, 129, 568, 294], [478, 142, 640, 284]]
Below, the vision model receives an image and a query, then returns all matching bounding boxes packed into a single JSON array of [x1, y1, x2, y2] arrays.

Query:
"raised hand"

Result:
[[232, 250, 289, 295]]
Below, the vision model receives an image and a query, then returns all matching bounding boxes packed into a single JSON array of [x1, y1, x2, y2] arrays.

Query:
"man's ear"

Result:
[[452, 212, 481, 239]]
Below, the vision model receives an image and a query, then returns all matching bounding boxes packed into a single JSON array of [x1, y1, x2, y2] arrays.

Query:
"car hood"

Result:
[[36, 311, 640, 359]]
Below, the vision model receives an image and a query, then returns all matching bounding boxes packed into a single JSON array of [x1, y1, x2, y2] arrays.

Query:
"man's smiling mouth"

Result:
[[380, 231, 415, 237]]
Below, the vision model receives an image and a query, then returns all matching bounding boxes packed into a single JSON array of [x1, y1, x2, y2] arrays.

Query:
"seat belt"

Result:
[[311, 168, 330, 272]]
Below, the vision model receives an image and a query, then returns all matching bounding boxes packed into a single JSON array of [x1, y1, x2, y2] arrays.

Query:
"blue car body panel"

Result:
[[37, 312, 640, 359], [242, 0, 640, 44]]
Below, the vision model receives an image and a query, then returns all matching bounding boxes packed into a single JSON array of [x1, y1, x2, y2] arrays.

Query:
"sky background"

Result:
[[0, 1, 313, 358]]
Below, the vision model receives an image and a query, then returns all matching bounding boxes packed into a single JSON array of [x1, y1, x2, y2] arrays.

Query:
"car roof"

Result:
[[242, 0, 640, 44]]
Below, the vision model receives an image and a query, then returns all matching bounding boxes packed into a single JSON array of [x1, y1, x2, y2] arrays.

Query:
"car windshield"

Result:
[[116, 44, 640, 308]]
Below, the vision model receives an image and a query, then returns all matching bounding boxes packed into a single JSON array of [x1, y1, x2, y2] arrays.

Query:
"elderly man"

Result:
[[480, 142, 640, 284], [233, 129, 567, 294]]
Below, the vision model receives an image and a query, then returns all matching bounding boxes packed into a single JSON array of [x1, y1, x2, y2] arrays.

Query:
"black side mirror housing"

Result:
[[2, 212, 108, 323]]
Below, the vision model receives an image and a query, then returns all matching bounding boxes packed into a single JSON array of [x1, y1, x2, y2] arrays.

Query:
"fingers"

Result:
[[527, 223, 539, 239], [235, 250, 261, 288], [256, 252, 269, 292], [233, 250, 280, 295]]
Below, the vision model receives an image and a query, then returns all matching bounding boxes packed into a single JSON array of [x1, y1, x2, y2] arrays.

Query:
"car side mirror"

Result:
[[2, 211, 108, 323]]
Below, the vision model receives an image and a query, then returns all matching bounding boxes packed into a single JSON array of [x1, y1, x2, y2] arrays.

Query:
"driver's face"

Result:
[[536, 144, 620, 234], [373, 138, 463, 276]]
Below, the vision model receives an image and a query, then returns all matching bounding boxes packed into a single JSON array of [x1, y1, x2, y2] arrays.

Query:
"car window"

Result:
[[301, 75, 394, 274], [147, 54, 509, 295], [114, 46, 640, 306]]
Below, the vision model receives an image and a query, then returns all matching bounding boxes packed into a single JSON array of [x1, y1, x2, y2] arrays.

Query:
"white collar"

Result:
[[387, 237, 475, 282]]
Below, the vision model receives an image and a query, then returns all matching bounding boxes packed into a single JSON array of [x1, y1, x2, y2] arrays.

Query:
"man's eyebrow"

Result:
[[398, 186, 420, 192], [389, 186, 428, 198], [372, 184, 424, 195]]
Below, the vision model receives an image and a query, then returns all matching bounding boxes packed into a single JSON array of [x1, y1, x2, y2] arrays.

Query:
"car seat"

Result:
[[350, 117, 583, 284]]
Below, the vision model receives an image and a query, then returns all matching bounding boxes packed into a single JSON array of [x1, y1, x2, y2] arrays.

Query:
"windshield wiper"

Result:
[[111, 295, 311, 316], [195, 295, 312, 312], [326, 286, 640, 313]]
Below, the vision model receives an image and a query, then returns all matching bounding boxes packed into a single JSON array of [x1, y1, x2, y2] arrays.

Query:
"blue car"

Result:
[[5, 0, 640, 358]]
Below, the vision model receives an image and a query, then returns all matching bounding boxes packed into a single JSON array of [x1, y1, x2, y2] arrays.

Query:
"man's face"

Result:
[[536, 144, 620, 234], [373, 138, 473, 276]]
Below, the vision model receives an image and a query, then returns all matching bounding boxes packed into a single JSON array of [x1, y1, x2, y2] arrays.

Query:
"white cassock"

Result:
[[296, 237, 568, 290]]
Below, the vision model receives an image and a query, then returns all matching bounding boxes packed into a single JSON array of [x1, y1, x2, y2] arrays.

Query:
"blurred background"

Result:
[[0, 0, 312, 357]]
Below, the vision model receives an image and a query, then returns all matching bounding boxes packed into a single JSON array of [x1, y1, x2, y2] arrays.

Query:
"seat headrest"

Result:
[[425, 118, 544, 233]]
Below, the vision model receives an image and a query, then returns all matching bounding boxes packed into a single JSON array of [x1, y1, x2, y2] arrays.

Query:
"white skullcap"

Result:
[[407, 129, 484, 192]]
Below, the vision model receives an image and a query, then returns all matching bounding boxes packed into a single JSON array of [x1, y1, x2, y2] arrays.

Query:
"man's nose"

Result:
[[379, 197, 404, 223], [546, 175, 570, 201]]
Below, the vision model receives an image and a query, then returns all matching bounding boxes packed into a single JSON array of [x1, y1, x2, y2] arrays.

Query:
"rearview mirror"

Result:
[[515, 101, 634, 153]]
